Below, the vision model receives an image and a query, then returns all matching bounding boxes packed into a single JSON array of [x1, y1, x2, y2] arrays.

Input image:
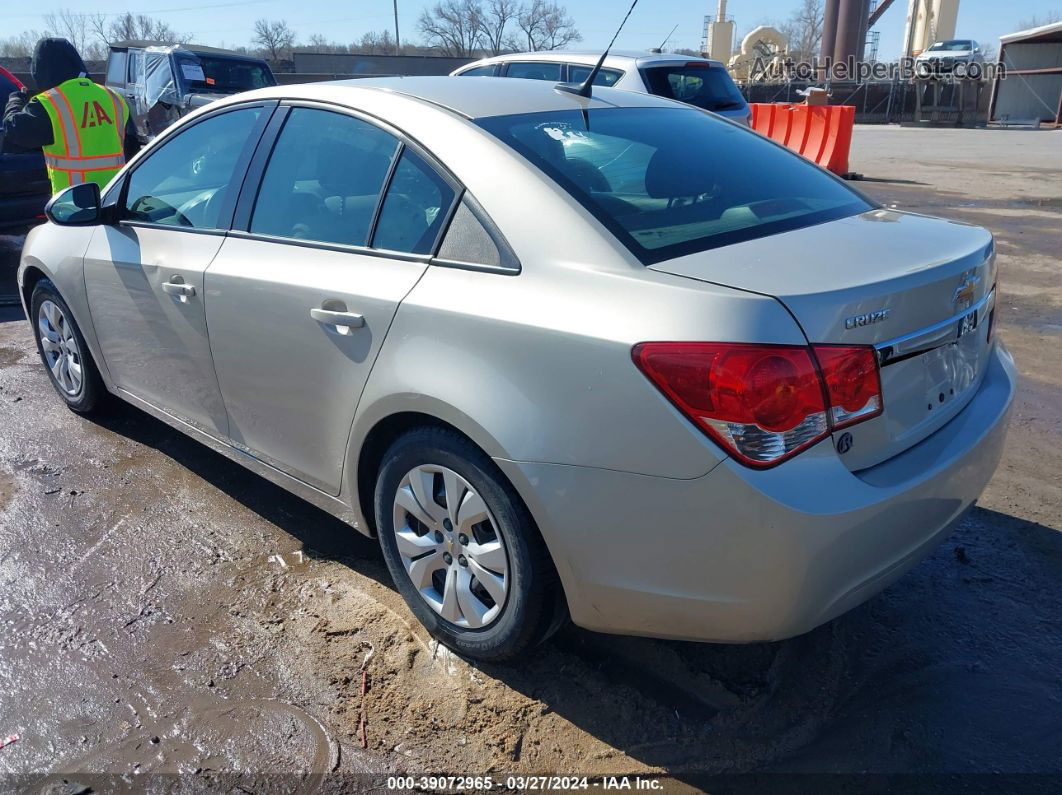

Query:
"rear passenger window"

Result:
[[506, 62, 561, 81], [251, 108, 399, 247], [372, 150, 456, 254], [460, 65, 497, 76], [568, 65, 622, 86]]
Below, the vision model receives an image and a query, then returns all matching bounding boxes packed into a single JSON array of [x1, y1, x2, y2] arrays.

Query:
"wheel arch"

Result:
[[349, 397, 513, 537]]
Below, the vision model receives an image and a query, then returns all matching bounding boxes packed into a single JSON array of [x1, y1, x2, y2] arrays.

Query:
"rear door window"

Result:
[[251, 108, 399, 247], [642, 64, 746, 113], [505, 62, 562, 81], [567, 65, 623, 86], [372, 149, 456, 254]]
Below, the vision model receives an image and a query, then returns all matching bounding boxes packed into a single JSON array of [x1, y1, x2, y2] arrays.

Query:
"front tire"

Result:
[[31, 279, 106, 414], [375, 427, 558, 662]]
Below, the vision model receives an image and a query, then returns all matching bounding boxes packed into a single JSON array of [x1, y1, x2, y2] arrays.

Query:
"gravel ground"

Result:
[[0, 126, 1059, 792]]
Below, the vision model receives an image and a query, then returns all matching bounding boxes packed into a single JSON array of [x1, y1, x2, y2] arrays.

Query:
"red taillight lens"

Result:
[[632, 343, 830, 467], [633, 341, 883, 468], [812, 345, 883, 429]]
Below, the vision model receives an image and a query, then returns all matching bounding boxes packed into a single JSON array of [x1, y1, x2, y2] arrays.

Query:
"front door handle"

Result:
[[162, 281, 196, 297], [310, 307, 365, 328]]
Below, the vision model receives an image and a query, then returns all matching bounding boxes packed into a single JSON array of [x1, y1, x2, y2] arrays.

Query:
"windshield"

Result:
[[477, 107, 872, 264], [641, 64, 746, 112], [928, 41, 973, 51], [177, 55, 274, 93]]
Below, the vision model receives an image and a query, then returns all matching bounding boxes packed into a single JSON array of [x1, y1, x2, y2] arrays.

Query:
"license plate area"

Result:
[[957, 310, 978, 340]]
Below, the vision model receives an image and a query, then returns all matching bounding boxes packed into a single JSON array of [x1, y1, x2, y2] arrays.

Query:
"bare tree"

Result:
[[479, 0, 520, 55], [517, 0, 580, 51], [417, 0, 484, 57], [777, 0, 823, 61], [102, 12, 183, 44], [253, 19, 296, 61], [0, 29, 48, 58], [42, 9, 104, 59], [1018, 11, 1061, 30], [358, 29, 398, 55]]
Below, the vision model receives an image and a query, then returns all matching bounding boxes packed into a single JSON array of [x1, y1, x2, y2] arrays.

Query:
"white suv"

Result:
[[452, 50, 752, 125]]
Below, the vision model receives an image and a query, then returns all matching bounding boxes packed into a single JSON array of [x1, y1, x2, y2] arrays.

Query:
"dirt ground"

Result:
[[0, 126, 1059, 792]]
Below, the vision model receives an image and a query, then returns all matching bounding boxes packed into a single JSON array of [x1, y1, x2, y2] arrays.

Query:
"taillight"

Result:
[[812, 345, 882, 429], [632, 341, 883, 468]]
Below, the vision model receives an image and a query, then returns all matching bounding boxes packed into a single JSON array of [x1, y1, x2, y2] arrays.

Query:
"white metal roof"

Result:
[[999, 21, 1062, 44]]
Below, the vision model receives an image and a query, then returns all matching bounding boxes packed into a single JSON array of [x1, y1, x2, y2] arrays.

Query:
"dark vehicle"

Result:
[[0, 66, 50, 231], [105, 41, 276, 141]]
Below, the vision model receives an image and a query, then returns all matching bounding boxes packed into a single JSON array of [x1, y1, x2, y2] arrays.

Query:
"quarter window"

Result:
[[123, 106, 263, 229], [251, 108, 400, 247], [459, 65, 497, 76]]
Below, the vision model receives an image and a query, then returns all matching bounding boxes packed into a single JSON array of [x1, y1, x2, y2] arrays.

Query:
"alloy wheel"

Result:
[[392, 464, 510, 629], [38, 300, 83, 396]]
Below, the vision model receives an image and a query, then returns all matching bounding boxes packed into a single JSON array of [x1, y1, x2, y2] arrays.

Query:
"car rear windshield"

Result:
[[641, 64, 746, 113], [176, 55, 274, 93], [477, 107, 872, 264]]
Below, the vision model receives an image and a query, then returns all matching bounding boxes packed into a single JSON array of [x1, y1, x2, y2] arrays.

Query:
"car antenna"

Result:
[[556, 0, 640, 98], [658, 24, 679, 52]]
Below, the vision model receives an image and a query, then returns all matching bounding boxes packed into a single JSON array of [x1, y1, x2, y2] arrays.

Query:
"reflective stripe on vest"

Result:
[[37, 78, 129, 193]]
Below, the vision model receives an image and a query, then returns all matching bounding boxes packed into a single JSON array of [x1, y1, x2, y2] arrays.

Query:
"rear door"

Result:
[[83, 102, 273, 437], [205, 104, 459, 494]]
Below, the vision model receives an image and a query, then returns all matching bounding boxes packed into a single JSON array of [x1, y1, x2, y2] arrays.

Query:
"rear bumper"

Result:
[[499, 341, 1016, 642]]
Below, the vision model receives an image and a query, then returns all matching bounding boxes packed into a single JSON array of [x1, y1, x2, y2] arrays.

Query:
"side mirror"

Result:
[[45, 183, 102, 226]]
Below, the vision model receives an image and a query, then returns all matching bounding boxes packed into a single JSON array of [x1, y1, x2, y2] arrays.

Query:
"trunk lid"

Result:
[[650, 209, 997, 469]]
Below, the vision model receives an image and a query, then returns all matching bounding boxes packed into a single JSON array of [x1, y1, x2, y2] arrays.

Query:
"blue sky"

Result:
[[2, 0, 1058, 60]]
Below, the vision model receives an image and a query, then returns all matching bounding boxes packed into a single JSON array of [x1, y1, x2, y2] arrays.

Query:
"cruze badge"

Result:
[[845, 309, 890, 330]]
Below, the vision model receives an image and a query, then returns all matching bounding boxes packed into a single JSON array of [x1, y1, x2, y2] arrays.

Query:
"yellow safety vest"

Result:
[[34, 77, 130, 194]]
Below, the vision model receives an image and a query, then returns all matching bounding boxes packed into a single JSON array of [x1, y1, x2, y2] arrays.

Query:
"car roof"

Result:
[[110, 40, 262, 59], [244, 75, 682, 119], [461, 50, 725, 69]]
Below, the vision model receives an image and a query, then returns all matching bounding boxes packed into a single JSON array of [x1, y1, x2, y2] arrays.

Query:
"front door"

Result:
[[84, 104, 269, 436], [205, 106, 458, 493]]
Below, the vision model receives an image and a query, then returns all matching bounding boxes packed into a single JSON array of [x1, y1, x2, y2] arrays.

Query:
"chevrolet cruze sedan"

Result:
[[19, 77, 1015, 661]]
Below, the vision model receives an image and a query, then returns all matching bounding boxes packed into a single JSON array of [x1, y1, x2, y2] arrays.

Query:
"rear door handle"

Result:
[[162, 281, 196, 297], [310, 307, 365, 328]]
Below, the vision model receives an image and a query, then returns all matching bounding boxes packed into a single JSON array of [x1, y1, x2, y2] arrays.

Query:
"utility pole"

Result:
[[393, 0, 401, 51]]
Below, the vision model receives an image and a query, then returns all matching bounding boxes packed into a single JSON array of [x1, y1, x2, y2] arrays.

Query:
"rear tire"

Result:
[[31, 279, 106, 415], [375, 426, 559, 663]]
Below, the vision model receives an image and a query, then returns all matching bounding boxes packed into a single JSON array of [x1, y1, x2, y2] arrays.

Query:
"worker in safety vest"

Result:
[[2, 38, 140, 194]]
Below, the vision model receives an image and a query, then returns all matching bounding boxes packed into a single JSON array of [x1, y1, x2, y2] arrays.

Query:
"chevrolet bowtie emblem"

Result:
[[953, 271, 981, 307]]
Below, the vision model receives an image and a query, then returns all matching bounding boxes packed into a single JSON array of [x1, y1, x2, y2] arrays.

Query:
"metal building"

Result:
[[990, 21, 1062, 125]]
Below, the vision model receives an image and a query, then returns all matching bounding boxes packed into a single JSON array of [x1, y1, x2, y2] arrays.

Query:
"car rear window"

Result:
[[477, 106, 872, 265], [642, 64, 746, 113], [177, 55, 275, 93]]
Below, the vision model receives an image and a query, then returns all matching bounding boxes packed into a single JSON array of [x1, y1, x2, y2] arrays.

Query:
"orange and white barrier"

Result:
[[749, 103, 856, 177]]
